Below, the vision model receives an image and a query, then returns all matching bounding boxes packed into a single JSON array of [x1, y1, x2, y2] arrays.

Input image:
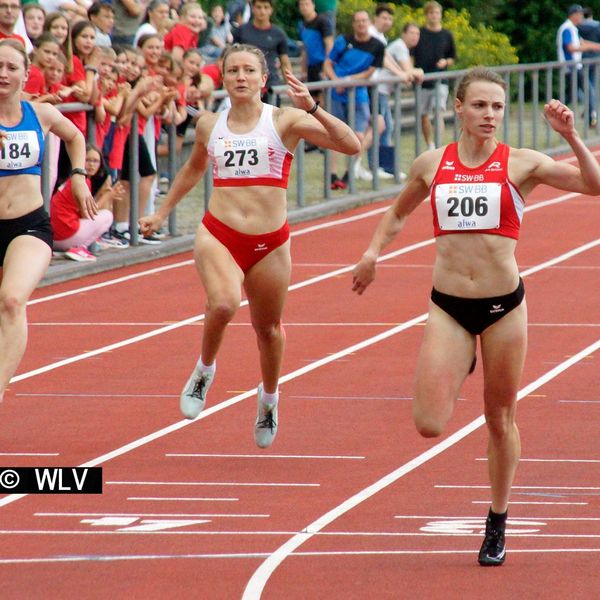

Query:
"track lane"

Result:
[[3, 180, 596, 596]]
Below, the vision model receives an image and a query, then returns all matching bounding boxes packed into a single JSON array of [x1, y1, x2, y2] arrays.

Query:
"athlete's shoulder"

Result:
[[195, 110, 221, 139]]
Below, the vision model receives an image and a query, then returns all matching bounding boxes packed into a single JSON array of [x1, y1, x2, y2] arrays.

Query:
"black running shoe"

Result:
[[478, 516, 506, 566]]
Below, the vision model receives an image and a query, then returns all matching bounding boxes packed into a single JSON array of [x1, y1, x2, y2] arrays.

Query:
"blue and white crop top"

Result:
[[207, 103, 293, 188], [0, 101, 44, 177]]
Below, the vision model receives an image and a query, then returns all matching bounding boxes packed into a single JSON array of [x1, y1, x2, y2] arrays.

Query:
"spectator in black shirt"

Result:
[[413, 1, 456, 150], [232, 0, 292, 104]]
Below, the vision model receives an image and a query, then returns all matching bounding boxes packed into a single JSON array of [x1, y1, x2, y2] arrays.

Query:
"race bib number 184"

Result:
[[0, 130, 40, 171], [435, 182, 501, 231]]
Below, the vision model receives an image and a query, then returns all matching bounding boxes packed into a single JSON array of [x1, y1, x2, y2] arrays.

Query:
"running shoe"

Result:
[[376, 167, 394, 180], [330, 173, 347, 190], [180, 362, 215, 419], [478, 514, 506, 566], [65, 246, 97, 262], [138, 232, 162, 245], [353, 161, 373, 181], [100, 231, 129, 249], [254, 384, 278, 448], [87, 241, 102, 256]]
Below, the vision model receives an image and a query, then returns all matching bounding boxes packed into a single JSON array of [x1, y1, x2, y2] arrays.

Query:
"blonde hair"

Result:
[[0, 39, 30, 70], [222, 43, 268, 75], [455, 67, 506, 103]]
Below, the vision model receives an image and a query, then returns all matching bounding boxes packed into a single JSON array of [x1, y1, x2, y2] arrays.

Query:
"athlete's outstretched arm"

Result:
[[139, 115, 211, 234], [352, 157, 431, 295]]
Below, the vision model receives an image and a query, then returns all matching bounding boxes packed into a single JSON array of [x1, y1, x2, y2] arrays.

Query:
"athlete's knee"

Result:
[[253, 320, 283, 345], [484, 405, 517, 439], [0, 290, 26, 321], [412, 406, 446, 438], [206, 299, 238, 325]]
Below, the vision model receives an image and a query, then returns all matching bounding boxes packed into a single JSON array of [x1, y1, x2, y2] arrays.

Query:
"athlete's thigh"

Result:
[[480, 300, 528, 410], [414, 301, 477, 412], [243, 240, 291, 326], [194, 224, 243, 305], [1, 235, 52, 300]]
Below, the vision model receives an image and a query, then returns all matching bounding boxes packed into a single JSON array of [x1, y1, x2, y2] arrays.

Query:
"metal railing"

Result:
[[47, 58, 600, 244]]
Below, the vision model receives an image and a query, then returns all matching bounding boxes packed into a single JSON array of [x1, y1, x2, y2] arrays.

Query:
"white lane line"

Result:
[[393, 515, 600, 520], [471, 501, 588, 505], [476, 458, 600, 463], [240, 335, 600, 599], [165, 454, 364, 460], [2, 547, 600, 565], [108, 481, 319, 487], [1, 529, 599, 539], [435, 485, 600, 490], [0, 452, 59, 456], [15, 393, 176, 398], [36, 513, 270, 518], [31, 207, 392, 306], [559, 400, 600, 403], [3, 236, 600, 512], [30, 186, 583, 307], [15, 195, 596, 388], [127, 497, 238, 502]]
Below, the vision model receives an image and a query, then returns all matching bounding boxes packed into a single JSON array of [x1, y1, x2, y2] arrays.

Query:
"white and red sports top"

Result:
[[430, 142, 524, 240], [207, 103, 293, 188]]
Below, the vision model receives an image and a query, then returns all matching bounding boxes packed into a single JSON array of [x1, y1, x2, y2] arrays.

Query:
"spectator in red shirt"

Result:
[[0, 0, 26, 46], [23, 33, 60, 101], [164, 3, 206, 62], [51, 145, 119, 261]]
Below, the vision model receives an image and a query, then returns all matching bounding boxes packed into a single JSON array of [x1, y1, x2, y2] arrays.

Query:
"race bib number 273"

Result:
[[435, 182, 501, 231], [214, 136, 269, 178]]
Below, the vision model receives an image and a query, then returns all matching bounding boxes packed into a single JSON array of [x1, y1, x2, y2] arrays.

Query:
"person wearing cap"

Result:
[[557, 4, 600, 122]]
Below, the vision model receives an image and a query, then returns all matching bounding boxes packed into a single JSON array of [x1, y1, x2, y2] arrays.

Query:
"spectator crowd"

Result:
[[5, 0, 600, 263]]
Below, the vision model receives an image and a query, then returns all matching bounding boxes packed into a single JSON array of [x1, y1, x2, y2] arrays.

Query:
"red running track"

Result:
[[1, 156, 600, 599]]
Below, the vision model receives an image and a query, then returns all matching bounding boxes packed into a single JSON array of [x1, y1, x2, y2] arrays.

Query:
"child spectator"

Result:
[[23, 33, 60, 101], [199, 4, 232, 63], [134, 0, 172, 47], [88, 1, 115, 48], [157, 50, 196, 158], [55, 19, 101, 191], [51, 145, 120, 261], [112, 48, 165, 244], [23, 3, 46, 43], [163, 2, 206, 61], [44, 51, 76, 103]]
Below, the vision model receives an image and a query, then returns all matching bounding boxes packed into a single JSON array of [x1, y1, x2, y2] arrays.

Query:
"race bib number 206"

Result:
[[435, 182, 501, 231]]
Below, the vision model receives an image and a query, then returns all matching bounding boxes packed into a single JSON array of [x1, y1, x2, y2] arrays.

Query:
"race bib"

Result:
[[435, 182, 501, 231], [214, 136, 269, 178], [0, 130, 40, 170]]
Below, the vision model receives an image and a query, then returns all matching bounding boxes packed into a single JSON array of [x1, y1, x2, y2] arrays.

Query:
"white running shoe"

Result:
[[254, 384, 278, 448], [353, 162, 373, 181], [180, 361, 215, 419], [376, 168, 394, 180]]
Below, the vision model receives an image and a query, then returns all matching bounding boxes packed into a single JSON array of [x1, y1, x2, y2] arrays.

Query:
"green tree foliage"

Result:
[[332, 0, 518, 68]]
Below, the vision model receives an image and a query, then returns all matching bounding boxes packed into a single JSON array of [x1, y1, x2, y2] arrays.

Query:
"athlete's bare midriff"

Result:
[[0, 174, 43, 219], [432, 232, 519, 297], [208, 186, 288, 234]]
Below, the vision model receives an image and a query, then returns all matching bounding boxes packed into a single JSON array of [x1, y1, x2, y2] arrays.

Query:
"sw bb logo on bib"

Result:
[[435, 182, 501, 231]]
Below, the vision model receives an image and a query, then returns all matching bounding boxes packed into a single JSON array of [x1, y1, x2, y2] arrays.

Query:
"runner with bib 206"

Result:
[[352, 66, 600, 567], [140, 43, 360, 449]]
